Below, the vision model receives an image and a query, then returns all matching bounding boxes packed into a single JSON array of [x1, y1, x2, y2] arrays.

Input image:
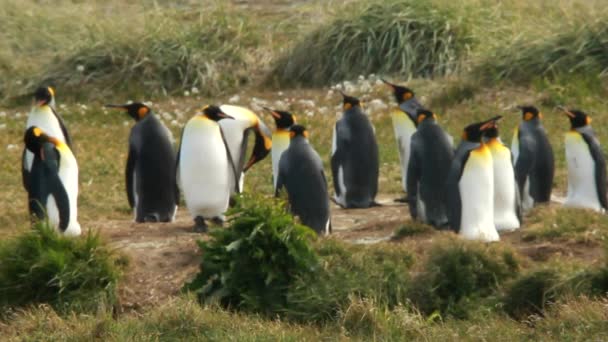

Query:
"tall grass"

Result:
[[269, 0, 472, 87]]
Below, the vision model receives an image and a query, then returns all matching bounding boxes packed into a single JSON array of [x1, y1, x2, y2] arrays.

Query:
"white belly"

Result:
[[488, 142, 520, 231], [511, 128, 520, 162], [564, 132, 601, 211], [25, 107, 67, 171], [458, 147, 499, 242], [391, 110, 416, 191], [272, 131, 290, 189], [47, 146, 80, 236], [180, 119, 231, 218]]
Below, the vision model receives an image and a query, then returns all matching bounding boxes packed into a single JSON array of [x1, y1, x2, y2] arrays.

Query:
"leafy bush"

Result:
[[285, 239, 414, 323], [0, 222, 123, 314], [184, 195, 318, 316], [269, 0, 471, 87], [503, 270, 559, 319], [407, 241, 519, 318], [391, 222, 433, 240]]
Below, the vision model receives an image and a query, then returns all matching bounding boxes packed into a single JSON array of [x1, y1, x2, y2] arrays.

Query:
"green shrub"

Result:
[[285, 239, 414, 323], [407, 241, 519, 318], [269, 0, 471, 87], [0, 222, 123, 315], [391, 222, 433, 240], [503, 270, 559, 319], [184, 195, 318, 316]]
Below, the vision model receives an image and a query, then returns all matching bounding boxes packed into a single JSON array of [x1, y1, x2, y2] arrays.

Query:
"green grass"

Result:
[[391, 221, 434, 240], [0, 222, 124, 315], [522, 207, 608, 243]]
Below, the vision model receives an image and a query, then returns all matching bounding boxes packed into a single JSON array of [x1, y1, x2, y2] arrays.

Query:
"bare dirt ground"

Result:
[[95, 194, 605, 313]]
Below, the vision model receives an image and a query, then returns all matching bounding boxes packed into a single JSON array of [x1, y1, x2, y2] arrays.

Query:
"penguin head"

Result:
[[415, 108, 436, 124], [483, 124, 500, 139], [264, 107, 296, 130], [382, 79, 415, 104], [24, 126, 60, 155], [561, 107, 591, 129], [105, 102, 151, 121], [201, 105, 234, 121], [517, 105, 542, 121], [33, 86, 55, 107], [289, 124, 309, 139], [462, 116, 502, 142], [340, 91, 361, 111]]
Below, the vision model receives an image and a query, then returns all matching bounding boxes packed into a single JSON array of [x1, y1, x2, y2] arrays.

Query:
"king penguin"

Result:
[[560, 107, 607, 212], [218, 105, 272, 194], [406, 109, 453, 228], [177, 105, 235, 232], [24, 126, 80, 236], [276, 125, 331, 235], [106, 102, 179, 222], [382, 79, 422, 202], [23, 86, 72, 191], [264, 107, 296, 190], [446, 116, 501, 242], [511, 105, 554, 211], [331, 92, 379, 208], [484, 124, 521, 231]]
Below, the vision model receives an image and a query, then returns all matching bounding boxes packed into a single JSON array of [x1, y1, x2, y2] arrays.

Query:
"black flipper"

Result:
[[51, 106, 72, 149], [581, 130, 608, 210], [125, 146, 137, 209], [446, 150, 471, 233], [22, 148, 30, 191], [406, 138, 421, 219], [514, 137, 535, 200]]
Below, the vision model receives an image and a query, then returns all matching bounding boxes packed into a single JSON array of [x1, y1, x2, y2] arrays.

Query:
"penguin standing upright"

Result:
[[106, 102, 179, 222], [446, 116, 501, 242], [331, 92, 379, 208], [484, 124, 521, 231], [406, 109, 453, 228], [218, 105, 272, 193], [511, 105, 554, 211], [276, 125, 331, 235], [177, 105, 235, 232], [560, 107, 607, 212], [382, 80, 422, 202], [23, 126, 80, 236], [23, 86, 72, 190], [264, 107, 296, 190]]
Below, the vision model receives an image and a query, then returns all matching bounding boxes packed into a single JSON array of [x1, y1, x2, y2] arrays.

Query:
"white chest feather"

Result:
[[272, 131, 290, 189], [458, 146, 499, 242], [179, 117, 231, 218], [487, 140, 520, 231], [391, 110, 417, 190], [510, 127, 520, 162], [564, 132, 601, 211]]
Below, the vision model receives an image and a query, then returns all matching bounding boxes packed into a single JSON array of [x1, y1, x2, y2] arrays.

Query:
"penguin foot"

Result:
[[393, 196, 408, 203], [193, 216, 207, 233], [211, 217, 224, 226], [143, 214, 160, 223]]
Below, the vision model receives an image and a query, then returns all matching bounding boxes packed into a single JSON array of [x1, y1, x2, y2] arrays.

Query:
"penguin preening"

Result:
[[276, 125, 331, 235], [23, 86, 72, 191], [484, 124, 521, 231], [406, 108, 453, 228], [331, 92, 379, 208], [177, 105, 235, 232], [264, 107, 296, 190], [560, 107, 607, 212], [447, 116, 501, 242], [106, 102, 179, 222], [382, 79, 422, 202], [218, 105, 272, 194], [24, 126, 80, 236], [511, 105, 554, 211]]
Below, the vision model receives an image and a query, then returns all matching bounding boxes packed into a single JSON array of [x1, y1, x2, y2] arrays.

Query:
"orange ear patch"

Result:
[[403, 92, 413, 100], [344, 103, 352, 110], [303, 131, 309, 139], [461, 131, 468, 141], [417, 114, 426, 123], [586, 116, 592, 125], [524, 112, 534, 121], [47, 87, 55, 97], [289, 131, 295, 139], [33, 127, 42, 137], [138, 106, 149, 118]]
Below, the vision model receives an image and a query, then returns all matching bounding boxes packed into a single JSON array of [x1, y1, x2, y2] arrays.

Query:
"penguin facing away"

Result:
[[331, 92, 379, 208], [264, 107, 296, 190], [511, 105, 554, 211], [106, 102, 179, 222], [382, 79, 422, 202], [218, 105, 272, 194], [23, 86, 72, 191], [560, 107, 607, 212], [484, 124, 521, 231], [24, 126, 80, 236], [276, 125, 331, 235], [406, 109, 454, 228], [177, 105, 235, 232], [447, 116, 501, 242]]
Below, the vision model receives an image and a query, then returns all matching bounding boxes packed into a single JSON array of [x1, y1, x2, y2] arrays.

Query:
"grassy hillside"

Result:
[[2, 0, 608, 340]]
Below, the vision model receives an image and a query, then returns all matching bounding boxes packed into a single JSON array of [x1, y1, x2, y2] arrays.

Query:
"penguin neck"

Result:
[[290, 136, 308, 145]]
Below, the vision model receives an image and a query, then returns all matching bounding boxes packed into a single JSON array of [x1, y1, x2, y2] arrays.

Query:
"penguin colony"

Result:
[[20, 84, 607, 242]]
